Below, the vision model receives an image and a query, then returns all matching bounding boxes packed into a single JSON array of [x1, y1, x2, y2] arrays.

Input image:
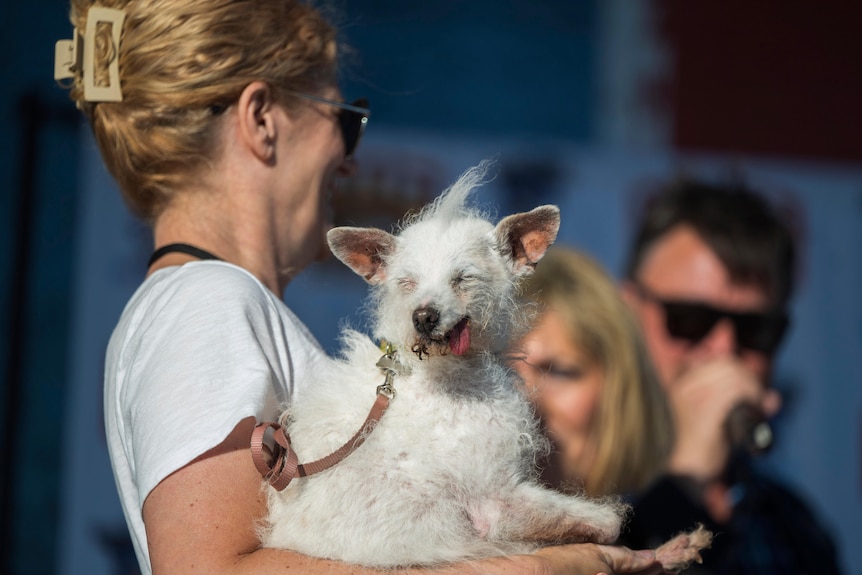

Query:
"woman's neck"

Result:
[[151, 196, 287, 295]]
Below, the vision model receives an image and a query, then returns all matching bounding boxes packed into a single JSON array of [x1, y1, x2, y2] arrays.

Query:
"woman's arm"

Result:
[[144, 417, 659, 575]]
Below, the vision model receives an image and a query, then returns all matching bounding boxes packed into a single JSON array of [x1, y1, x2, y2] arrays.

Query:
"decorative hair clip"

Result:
[[54, 6, 126, 102]]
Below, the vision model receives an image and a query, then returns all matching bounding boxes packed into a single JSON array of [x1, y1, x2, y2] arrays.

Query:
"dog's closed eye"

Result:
[[451, 274, 478, 289], [397, 277, 417, 293]]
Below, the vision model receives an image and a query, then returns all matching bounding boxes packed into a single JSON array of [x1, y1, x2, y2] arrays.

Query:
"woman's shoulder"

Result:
[[134, 261, 278, 315], [110, 261, 324, 374], [154, 260, 271, 297], [113, 261, 304, 349]]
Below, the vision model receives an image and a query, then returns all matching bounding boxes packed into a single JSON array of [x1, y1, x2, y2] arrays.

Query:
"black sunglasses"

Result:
[[290, 92, 370, 157], [634, 283, 789, 354], [210, 93, 370, 157]]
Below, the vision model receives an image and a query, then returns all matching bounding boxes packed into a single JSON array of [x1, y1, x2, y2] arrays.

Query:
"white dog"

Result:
[[256, 162, 709, 569]]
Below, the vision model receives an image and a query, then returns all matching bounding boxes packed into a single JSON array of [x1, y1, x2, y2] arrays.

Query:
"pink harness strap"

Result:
[[251, 391, 392, 491]]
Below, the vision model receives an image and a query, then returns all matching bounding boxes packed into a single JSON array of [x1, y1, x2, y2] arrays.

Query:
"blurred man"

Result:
[[621, 180, 841, 574]]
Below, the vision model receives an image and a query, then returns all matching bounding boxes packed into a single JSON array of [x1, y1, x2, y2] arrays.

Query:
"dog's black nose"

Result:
[[413, 307, 440, 335]]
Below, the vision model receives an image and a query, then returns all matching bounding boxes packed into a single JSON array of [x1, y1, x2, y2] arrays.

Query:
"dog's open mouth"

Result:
[[447, 317, 471, 356]]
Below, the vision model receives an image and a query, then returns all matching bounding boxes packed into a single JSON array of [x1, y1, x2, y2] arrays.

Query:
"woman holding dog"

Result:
[[61, 1, 665, 574], [514, 246, 674, 500]]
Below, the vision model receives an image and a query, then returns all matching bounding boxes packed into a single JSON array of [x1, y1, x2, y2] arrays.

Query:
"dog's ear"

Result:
[[495, 205, 560, 277], [327, 227, 396, 285]]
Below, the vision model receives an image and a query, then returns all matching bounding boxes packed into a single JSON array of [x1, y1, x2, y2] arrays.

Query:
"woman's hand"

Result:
[[532, 543, 662, 575]]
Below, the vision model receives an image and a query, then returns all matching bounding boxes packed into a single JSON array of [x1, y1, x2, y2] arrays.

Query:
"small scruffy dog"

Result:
[[258, 162, 709, 570]]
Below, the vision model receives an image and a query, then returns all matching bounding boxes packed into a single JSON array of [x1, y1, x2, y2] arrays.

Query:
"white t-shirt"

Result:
[[104, 261, 325, 574]]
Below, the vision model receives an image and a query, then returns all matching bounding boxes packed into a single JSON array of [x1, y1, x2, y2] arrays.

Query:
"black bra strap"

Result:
[[148, 243, 222, 268]]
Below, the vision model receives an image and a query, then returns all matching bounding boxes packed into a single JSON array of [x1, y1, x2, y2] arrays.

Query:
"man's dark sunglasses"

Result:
[[634, 283, 789, 354], [291, 92, 370, 157]]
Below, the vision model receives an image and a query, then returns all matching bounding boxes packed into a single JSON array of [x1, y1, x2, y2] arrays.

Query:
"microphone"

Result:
[[725, 403, 773, 456]]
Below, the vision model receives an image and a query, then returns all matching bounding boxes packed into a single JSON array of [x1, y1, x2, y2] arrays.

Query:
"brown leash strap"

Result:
[[251, 391, 392, 491]]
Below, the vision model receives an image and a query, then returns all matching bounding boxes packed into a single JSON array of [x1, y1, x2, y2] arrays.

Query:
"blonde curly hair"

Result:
[[65, 0, 341, 220]]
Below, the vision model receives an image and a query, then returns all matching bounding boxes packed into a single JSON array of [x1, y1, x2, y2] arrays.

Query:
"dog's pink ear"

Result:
[[327, 227, 396, 285], [495, 205, 560, 276]]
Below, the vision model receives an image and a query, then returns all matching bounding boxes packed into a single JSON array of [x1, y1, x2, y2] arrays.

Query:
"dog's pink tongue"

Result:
[[449, 319, 471, 356]]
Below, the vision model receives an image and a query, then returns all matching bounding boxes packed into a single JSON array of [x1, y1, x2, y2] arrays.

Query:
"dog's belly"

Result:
[[262, 359, 542, 566]]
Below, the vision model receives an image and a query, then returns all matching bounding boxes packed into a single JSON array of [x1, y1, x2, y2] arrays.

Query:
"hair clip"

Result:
[[54, 6, 126, 102], [54, 29, 83, 82]]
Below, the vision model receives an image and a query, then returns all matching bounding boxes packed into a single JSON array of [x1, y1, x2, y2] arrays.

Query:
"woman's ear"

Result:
[[236, 81, 279, 162]]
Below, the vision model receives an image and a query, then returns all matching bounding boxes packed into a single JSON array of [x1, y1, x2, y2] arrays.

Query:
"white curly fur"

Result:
[[259, 162, 627, 567]]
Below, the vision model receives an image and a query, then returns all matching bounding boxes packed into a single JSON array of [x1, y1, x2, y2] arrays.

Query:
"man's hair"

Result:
[[624, 179, 797, 309]]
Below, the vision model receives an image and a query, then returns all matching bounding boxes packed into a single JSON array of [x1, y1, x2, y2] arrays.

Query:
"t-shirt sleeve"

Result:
[[118, 265, 294, 505]]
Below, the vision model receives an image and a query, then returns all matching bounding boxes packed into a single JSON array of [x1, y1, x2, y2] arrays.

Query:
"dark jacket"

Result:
[[621, 461, 842, 575]]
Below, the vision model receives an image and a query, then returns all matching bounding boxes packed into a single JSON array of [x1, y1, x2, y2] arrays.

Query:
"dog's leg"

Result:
[[474, 483, 626, 546]]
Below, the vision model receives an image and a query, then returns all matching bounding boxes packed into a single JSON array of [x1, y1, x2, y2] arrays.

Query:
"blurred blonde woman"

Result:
[[514, 246, 674, 498]]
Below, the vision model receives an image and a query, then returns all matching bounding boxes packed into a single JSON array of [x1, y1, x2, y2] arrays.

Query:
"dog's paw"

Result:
[[654, 524, 713, 572]]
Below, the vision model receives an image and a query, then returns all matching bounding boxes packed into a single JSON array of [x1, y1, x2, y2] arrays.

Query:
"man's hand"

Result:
[[667, 357, 780, 482]]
